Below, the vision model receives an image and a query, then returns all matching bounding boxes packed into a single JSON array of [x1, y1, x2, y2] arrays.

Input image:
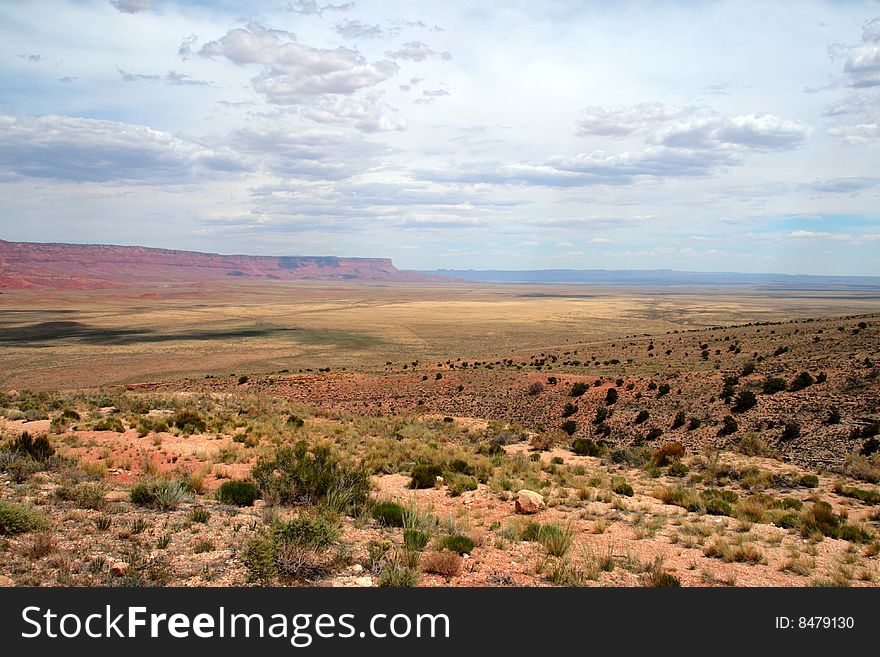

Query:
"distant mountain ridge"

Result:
[[0, 239, 440, 289], [422, 268, 880, 289]]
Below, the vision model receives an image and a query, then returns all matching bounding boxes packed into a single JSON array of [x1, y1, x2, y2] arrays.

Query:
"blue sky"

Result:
[[1, 0, 879, 274]]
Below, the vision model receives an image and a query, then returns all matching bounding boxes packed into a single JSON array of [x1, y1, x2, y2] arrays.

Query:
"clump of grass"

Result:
[[642, 557, 681, 587], [409, 463, 444, 489], [611, 478, 634, 497], [833, 482, 880, 505], [377, 562, 419, 587], [799, 501, 872, 543], [130, 480, 187, 510], [446, 473, 478, 496], [188, 506, 211, 524], [94, 516, 112, 531], [0, 500, 50, 535]]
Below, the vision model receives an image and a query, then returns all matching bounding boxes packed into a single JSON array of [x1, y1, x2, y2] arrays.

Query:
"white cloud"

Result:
[[575, 103, 687, 137], [110, 0, 151, 14], [200, 22, 398, 104]]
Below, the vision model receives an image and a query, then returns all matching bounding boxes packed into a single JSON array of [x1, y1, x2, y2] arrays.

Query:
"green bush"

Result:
[[562, 403, 578, 418], [634, 410, 650, 425], [271, 515, 338, 550], [571, 438, 601, 457], [799, 474, 819, 488], [217, 479, 260, 506], [612, 479, 634, 496], [377, 563, 418, 587], [668, 461, 689, 477], [93, 417, 124, 432], [789, 371, 815, 392], [409, 463, 443, 489], [171, 409, 206, 434], [781, 422, 801, 441], [570, 382, 589, 397], [560, 420, 577, 436], [605, 388, 619, 405], [732, 390, 757, 413], [438, 534, 474, 555], [718, 415, 738, 436], [189, 507, 211, 523], [0, 500, 49, 535], [762, 377, 787, 394], [286, 415, 304, 429], [251, 441, 369, 512], [372, 501, 406, 527]]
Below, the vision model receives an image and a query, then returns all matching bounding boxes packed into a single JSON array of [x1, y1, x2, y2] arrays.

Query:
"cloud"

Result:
[[385, 41, 451, 62], [20, 54, 41, 63], [0, 115, 244, 184], [334, 19, 394, 40], [398, 76, 424, 92], [837, 17, 880, 88], [301, 94, 406, 132], [228, 125, 387, 180], [414, 88, 450, 104], [178, 34, 198, 60], [658, 113, 809, 151], [811, 177, 878, 193], [110, 0, 151, 14], [200, 22, 398, 104], [117, 67, 210, 86], [284, 1, 354, 17], [575, 103, 687, 137]]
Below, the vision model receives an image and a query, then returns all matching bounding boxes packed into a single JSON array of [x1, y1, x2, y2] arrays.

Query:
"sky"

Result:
[[0, 0, 879, 275]]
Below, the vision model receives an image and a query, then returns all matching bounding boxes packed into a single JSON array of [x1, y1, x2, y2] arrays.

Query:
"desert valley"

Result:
[[2, 240, 879, 588]]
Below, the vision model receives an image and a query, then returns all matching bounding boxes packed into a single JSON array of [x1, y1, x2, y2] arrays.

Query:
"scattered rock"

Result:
[[103, 490, 130, 502], [0, 575, 15, 587], [110, 562, 130, 577], [349, 564, 364, 574], [354, 576, 373, 587], [515, 489, 545, 514]]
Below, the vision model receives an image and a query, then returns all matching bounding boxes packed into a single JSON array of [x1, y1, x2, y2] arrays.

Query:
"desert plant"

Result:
[[732, 390, 757, 413], [172, 409, 206, 433], [409, 463, 444, 489], [438, 534, 474, 555], [571, 438, 601, 457], [217, 479, 260, 506], [0, 501, 49, 535], [718, 415, 738, 436], [652, 442, 684, 466], [789, 371, 815, 392], [129, 480, 186, 510], [570, 382, 589, 397], [605, 388, 619, 405], [5, 432, 54, 461], [560, 420, 577, 436], [421, 549, 461, 578], [372, 500, 407, 527], [189, 506, 211, 523]]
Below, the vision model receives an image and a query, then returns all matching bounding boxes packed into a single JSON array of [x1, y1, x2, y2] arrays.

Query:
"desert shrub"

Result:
[[93, 417, 125, 432], [718, 415, 738, 436], [657, 383, 670, 397], [798, 501, 871, 542], [799, 474, 820, 488], [438, 534, 474, 555], [129, 480, 186, 510], [447, 459, 475, 476], [372, 501, 407, 527], [671, 410, 686, 429], [634, 410, 650, 425], [687, 417, 702, 431], [645, 428, 663, 441], [781, 422, 801, 441], [789, 371, 815, 392], [238, 375, 249, 384], [421, 549, 461, 578], [826, 408, 841, 425], [562, 403, 578, 418], [652, 442, 684, 466], [0, 500, 50, 535], [446, 473, 478, 496], [738, 433, 769, 456], [560, 420, 577, 436], [741, 361, 757, 376], [609, 446, 652, 467], [571, 438, 601, 457], [703, 497, 732, 516], [668, 461, 689, 477], [171, 409, 206, 434], [612, 478, 634, 497], [774, 513, 800, 529], [55, 481, 106, 509], [844, 454, 880, 484], [833, 483, 880, 505], [762, 377, 787, 394], [251, 441, 369, 512], [570, 382, 589, 397], [95, 516, 112, 531], [409, 463, 444, 489], [529, 432, 557, 451], [5, 432, 54, 461], [378, 563, 419, 587], [520, 522, 543, 541], [286, 415, 304, 429], [605, 388, 619, 405], [527, 381, 544, 396], [272, 516, 338, 550], [217, 479, 260, 506], [732, 390, 757, 413], [404, 528, 430, 552]]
